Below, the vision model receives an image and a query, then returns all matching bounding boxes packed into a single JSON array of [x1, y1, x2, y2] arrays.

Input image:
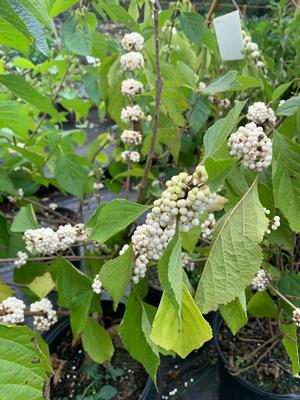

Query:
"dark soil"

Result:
[[219, 318, 300, 395], [50, 316, 148, 400]]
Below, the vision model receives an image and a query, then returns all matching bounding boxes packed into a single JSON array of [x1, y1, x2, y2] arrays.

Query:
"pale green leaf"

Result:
[[28, 272, 55, 299], [61, 18, 92, 56], [272, 131, 300, 232], [93, 0, 139, 32], [158, 232, 182, 323], [48, 0, 78, 17], [220, 292, 247, 335], [82, 317, 114, 363], [151, 285, 212, 358], [0, 101, 34, 135], [247, 291, 277, 318], [113, 168, 155, 181], [11, 205, 38, 232], [176, 61, 197, 89], [272, 81, 293, 102], [0, 324, 51, 400], [99, 246, 133, 310], [202, 71, 239, 94], [276, 96, 300, 116], [0, 15, 31, 54], [181, 226, 201, 253], [282, 324, 300, 377], [119, 291, 160, 383], [0, 74, 56, 115], [89, 200, 150, 243], [19, 0, 51, 28], [0, 280, 14, 302], [195, 178, 269, 313]]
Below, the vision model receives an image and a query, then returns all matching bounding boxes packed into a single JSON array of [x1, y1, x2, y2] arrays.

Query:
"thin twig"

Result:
[[205, 0, 221, 25], [23, 197, 74, 224], [0, 255, 109, 264], [136, 3, 163, 203]]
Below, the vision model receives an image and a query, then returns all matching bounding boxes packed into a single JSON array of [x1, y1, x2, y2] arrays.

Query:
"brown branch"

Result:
[[0, 255, 109, 264], [205, 0, 221, 25], [0, 310, 70, 317], [136, 3, 163, 203]]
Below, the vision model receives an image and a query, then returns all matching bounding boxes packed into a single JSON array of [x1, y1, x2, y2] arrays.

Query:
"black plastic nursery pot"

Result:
[[213, 314, 300, 400], [43, 300, 158, 400]]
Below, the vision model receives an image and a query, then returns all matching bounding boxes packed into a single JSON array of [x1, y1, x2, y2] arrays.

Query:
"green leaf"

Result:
[[0, 14, 31, 54], [93, 0, 139, 32], [11, 0, 49, 56], [0, 280, 14, 302], [48, 0, 78, 17], [202, 71, 239, 94], [50, 257, 93, 335], [0, 100, 34, 134], [158, 232, 182, 323], [99, 246, 133, 310], [119, 290, 160, 383], [11, 205, 38, 232], [179, 12, 204, 47], [272, 81, 293, 103], [61, 18, 92, 56], [206, 157, 238, 192], [247, 291, 278, 318], [277, 96, 300, 116], [203, 100, 246, 161], [113, 168, 155, 181], [54, 150, 88, 199], [0, 324, 51, 400], [176, 61, 197, 89], [0, 75, 56, 116], [82, 317, 114, 363], [0, 170, 17, 196], [151, 285, 212, 358], [232, 75, 261, 91], [0, 0, 32, 39], [28, 272, 55, 299], [99, 385, 118, 400], [181, 226, 201, 253], [220, 292, 247, 335], [272, 131, 300, 232], [282, 324, 300, 377], [278, 273, 300, 310], [195, 178, 269, 314], [90, 200, 150, 243], [19, 0, 51, 28]]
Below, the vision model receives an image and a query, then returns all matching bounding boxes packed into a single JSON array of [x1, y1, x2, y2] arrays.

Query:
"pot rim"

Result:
[[43, 303, 155, 400], [213, 313, 300, 399]]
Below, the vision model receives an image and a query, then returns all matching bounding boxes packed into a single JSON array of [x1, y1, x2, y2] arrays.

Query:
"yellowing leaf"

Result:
[[150, 285, 212, 358], [28, 272, 55, 299], [195, 178, 269, 313]]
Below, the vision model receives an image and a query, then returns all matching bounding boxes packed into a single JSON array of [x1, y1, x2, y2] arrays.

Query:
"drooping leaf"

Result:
[[99, 246, 134, 310], [158, 232, 182, 323], [151, 285, 212, 358], [247, 291, 277, 318], [181, 226, 201, 253], [195, 178, 269, 314], [89, 200, 150, 243], [276, 96, 300, 116], [11, 205, 38, 232], [61, 18, 92, 56], [282, 324, 300, 377], [119, 290, 160, 383], [220, 292, 247, 335], [0, 324, 51, 400], [179, 12, 204, 47], [50, 257, 93, 335], [0, 75, 56, 115], [272, 131, 300, 232], [202, 71, 239, 94], [54, 149, 88, 200], [82, 317, 114, 363], [272, 81, 293, 103]]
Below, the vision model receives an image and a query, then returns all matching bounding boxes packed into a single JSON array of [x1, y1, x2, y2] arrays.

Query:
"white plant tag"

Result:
[[213, 10, 244, 61]]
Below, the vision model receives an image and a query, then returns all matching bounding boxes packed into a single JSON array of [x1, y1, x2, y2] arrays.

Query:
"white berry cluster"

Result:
[[8, 188, 24, 203], [121, 79, 144, 97], [121, 32, 144, 51], [242, 30, 266, 71], [201, 213, 216, 240], [219, 98, 231, 110], [182, 252, 195, 272], [121, 105, 144, 124], [266, 215, 281, 234], [0, 297, 26, 324], [246, 102, 276, 126], [121, 150, 141, 163], [93, 182, 104, 191], [228, 122, 272, 172], [130, 166, 217, 283], [252, 269, 269, 291], [121, 130, 142, 145], [24, 224, 90, 255], [92, 274, 102, 294], [49, 203, 58, 210], [293, 308, 300, 327], [14, 251, 28, 268], [120, 52, 144, 72], [30, 298, 57, 331]]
